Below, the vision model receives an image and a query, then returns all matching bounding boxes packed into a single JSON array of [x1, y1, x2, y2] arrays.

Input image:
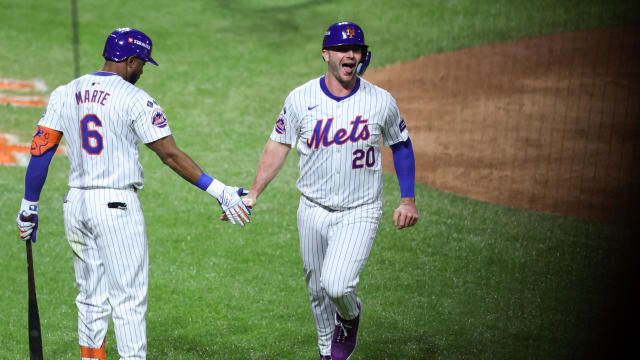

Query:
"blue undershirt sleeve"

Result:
[[24, 145, 57, 201], [390, 138, 416, 198]]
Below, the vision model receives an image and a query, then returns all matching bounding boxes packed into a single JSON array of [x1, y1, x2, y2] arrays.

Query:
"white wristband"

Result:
[[21, 198, 39, 212], [205, 179, 226, 200]]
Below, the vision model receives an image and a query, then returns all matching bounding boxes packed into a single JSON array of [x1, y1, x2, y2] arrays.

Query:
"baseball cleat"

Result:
[[331, 299, 361, 360]]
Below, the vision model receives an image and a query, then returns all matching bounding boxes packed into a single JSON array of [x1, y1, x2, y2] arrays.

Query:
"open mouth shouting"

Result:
[[323, 45, 364, 87], [342, 61, 357, 75]]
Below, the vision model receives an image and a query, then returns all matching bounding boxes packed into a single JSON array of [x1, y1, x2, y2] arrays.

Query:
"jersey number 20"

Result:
[[81, 114, 103, 155], [352, 147, 375, 169]]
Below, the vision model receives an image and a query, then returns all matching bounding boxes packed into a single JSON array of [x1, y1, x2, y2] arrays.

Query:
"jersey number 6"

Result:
[[81, 114, 104, 155], [352, 147, 375, 169]]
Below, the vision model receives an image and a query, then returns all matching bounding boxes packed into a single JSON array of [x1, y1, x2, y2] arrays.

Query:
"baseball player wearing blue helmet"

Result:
[[241, 21, 418, 360], [322, 21, 371, 76], [103, 27, 158, 66], [16, 27, 250, 359]]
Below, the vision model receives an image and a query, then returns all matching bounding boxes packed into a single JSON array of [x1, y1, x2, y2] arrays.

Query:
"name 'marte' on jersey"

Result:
[[75, 88, 111, 106], [269, 75, 409, 210], [38, 72, 172, 190]]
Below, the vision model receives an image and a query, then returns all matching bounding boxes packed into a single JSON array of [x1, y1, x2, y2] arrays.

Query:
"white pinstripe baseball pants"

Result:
[[63, 187, 147, 359], [297, 196, 382, 355]]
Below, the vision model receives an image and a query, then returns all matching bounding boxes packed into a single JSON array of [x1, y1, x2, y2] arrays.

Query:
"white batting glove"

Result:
[[206, 179, 251, 226], [16, 198, 39, 242]]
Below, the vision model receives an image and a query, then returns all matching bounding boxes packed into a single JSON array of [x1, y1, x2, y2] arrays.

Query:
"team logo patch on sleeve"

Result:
[[399, 118, 407, 132], [30, 125, 62, 156], [151, 109, 168, 128], [275, 115, 286, 135]]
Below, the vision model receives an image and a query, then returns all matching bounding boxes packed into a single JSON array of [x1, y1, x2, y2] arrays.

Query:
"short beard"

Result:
[[126, 73, 140, 85]]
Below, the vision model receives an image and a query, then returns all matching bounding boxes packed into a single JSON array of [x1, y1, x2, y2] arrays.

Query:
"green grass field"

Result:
[[1, 0, 638, 359]]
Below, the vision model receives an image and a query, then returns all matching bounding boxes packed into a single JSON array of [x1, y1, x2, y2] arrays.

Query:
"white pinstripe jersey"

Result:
[[270, 75, 409, 210], [39, 72, 171, 190]]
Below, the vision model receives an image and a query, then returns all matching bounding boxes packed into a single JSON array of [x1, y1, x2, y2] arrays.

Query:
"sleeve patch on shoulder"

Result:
[[399, 118, 407, 132], [31, 125, 62, 156], [151, 109, 168, 128], [275, 114, 286, 135]]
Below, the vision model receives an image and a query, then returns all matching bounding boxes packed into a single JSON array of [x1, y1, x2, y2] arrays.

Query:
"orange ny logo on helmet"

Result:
[[346, 27, 355, 38]]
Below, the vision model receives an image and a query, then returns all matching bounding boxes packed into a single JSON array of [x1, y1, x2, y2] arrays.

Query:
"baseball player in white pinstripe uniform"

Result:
[[241, 22, 418, 359], [16, 28, 250, 360]]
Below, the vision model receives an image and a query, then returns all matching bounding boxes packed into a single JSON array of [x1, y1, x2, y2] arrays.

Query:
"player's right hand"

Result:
[[16, 198, 39, 243], [242, 195, 256, 209], [220, 189, 255, 223], [217, 186, 251, 226]]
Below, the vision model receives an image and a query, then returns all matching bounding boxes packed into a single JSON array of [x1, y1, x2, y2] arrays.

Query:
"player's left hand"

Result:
[[393, 197, 418, 229], [16, 198, 39, 242]]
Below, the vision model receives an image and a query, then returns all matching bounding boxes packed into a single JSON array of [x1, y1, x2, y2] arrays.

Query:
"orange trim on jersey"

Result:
[[80, 338, 106, 360], [30, 126, 62, 156]]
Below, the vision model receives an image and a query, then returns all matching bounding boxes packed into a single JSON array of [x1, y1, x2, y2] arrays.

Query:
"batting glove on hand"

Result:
[[206, 180, 251, 226], [16, 198, 39, 243]]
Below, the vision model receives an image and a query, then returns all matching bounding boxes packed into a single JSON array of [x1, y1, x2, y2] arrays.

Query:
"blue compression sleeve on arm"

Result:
[[390, 138, 416, 198], [24, 145, 57, 201]]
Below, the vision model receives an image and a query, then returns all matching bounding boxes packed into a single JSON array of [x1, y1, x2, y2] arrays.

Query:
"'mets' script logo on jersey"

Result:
[[306, 116, 370, 149]]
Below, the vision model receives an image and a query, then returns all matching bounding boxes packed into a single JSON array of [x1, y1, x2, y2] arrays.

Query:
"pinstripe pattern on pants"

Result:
[[298, 195, 382, 355], [64, 187, 148, 359]]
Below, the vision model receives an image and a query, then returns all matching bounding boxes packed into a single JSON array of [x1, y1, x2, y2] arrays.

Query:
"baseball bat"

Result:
[[21, 214, 43, 360]]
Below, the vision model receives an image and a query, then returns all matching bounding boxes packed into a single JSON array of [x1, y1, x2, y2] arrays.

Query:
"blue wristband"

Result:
[[195, 173, 214, 191]]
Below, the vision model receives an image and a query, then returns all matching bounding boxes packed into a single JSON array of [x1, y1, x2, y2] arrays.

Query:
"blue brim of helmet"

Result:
[[145, 57, 158, 66]]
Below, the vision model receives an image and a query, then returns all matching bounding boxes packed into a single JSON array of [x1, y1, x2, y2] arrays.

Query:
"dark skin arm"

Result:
[[145, 135, 203, 183], [148, 135, 251, 225]]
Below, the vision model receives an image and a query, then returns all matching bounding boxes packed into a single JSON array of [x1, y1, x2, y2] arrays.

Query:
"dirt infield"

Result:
[[367, 26, 640, 224]]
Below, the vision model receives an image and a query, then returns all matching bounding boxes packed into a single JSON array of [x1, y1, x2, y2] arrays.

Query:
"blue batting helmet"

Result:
[[322, 21, 371, 76], [103, 27, 158, 66], [322, 21, 368, 50]]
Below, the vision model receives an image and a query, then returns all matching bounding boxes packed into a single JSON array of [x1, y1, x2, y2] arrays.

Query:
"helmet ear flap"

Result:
[[357, 50, 371, 76]]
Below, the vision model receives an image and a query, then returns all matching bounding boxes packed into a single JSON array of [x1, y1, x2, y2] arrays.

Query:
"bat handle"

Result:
[[26, 239, 36, 296], [21, 213, 35, 265]]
